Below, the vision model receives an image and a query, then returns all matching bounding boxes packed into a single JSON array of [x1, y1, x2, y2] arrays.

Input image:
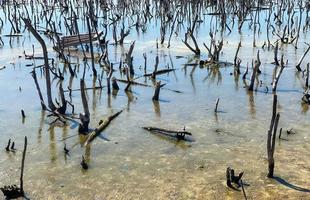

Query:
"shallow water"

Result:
[[0, 1, 310, 199]]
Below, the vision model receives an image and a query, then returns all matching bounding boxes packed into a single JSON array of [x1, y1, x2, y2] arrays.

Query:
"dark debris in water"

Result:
[[0, 185, 24, 199]]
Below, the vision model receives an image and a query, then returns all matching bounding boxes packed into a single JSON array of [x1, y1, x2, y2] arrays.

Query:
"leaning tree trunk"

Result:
[[23, 18, 56, 111]]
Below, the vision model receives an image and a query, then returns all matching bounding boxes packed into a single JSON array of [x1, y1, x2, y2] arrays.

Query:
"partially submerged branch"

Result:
[[84, 110, 123, 146], [296, 45, 310, 71], [142, 126, 192, 140]]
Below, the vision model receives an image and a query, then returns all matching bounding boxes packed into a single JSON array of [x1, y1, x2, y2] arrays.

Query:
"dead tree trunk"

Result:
[[234, 41, 242, 73], [23, 18, 56, 111], [248, 51, 261, 91], [127, 41, 135, 75], [57, 82, 67, 114], [86, 16, 97, 77], [151, 55, 159, 79], [274, 42, 279, 66], [296, 45, 310, 71], [112, 77, 119, 90], [214, 98, 220, 113], [31, 69, 47, 110], [79, 79, 90, 133], [20, 136, 27, 195], [267, 95, 280, 178], [182, 29, 200, 55], [107, 64, 113, 95], [272, 56, 285, 92], [152, 81, 164, 101], [305, 63, 309, 89]]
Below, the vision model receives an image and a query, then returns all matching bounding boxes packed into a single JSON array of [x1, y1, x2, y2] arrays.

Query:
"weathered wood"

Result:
[[226, 167, 244, 190], [119, 26, 130, 45], [142, 127, 192, 135], [31, 69, 47, 110], [152, 81, 164, 101], [278, 128, 283, 139], [57, 82, 67, 114], [23, 18, 56, 111], [5, 139, 11, 152], [112, 77, 119, 90], [272, 55, 285, 92], [81, 156, 88, 170], [144, 69, 175, 77], [127, 41, 135, 75], [117, 79, 149, 87], [267, 95, 279, 178], [242, 64, 249, 80], [107, 64, 113, 94], [296, 45, 310, 71], [214, 98, 220, 113], [84, 110, 123, 146], [226, 167, 233, 188], [86, 17, 97, 77], [79, 79, 90, 133], [21, 109, 26, 118], [124, 67, 132, 91], [182, 28, 200, 55], [151, 55, 159, 79], [20, 136, 27, 195], [240, 180, 248, 200], [58, 32, 102, 48], [305, 63, 309, 88], [302, 93, 310, 104], [234, 41, 241, 68], [248, 51, 261, 91], [116, 78, 181, 93], [2, 137, 28, 198], [203, 33, 223, 62], [273, 42, 279, 66]]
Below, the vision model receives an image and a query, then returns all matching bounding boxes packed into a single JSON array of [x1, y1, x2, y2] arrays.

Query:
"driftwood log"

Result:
[[84, 110, 123, 146], [226, 167, 244, 189], [142, 126, 192, 140], [144, 69, 175, 77]]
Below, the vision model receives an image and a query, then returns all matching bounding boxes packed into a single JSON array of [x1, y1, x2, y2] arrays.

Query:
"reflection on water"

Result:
[[0, 0, 310, 199]]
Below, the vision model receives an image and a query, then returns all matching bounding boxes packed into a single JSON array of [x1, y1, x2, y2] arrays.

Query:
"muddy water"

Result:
[[0, 2, 310, 200]]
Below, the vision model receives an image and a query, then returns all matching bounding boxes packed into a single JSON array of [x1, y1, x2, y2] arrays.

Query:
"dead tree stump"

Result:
[[79, 79, 90, 133], [152, 81, 164, 101], [267, 95, 280, 178]]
